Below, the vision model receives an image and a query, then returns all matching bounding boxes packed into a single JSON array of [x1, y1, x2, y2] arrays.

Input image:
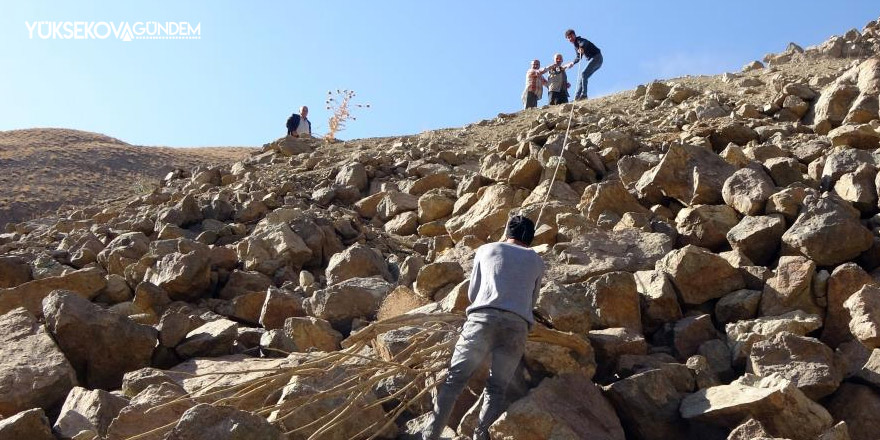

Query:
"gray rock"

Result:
[[656, 245, 744, 305], [726, 215, 785, 266], [781, 193, 873, 266], [325, 243, 393, 286], [605, 364, 695, 440], [54, 386, 129, 438], [748, 332, 841, 400], [176, 319, 239, 359]]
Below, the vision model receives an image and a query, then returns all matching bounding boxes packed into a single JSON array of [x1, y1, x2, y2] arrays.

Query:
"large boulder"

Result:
[[633, 270, 682, 334], [176, 319, 239, 359], [305, 277, 395, 328], [674, 204, 740, 250], [53, 386, 129, 439], [535, 282, 591, 334], [0, 266, 106, 316], [106, 383, 196, 440], [283, 317, 343, 352], [446, 183, 524, 242], [413, 262, 465, 300], [824, 382, 880, 440], [582, 272, 641, 332], [680, 374, 833, 440], [165, 403, 283, 440], [844, 284, 880, 349], [235, 222, 313, 276], [822, 263, 874, 348], [259, 287, 306, 330], [490, 373, 625, 440], [781, 193, 873, 266], [325, 243, 393, 286], [656, 245, 744, 305], [748, 332, 841, 400], [0, 308, 77, 417], [726, 215, 786, 266], [578, 180, 650, 223], [42, 290, 158, 390], [605, 363, 695, 440], [726, 311, 823, 368], [0, 256, 31, 288], [0, 408, 55, 440], [143, 243, 212, 302], [760, 255, 822, 317], [219, 270, 273, 300], [635, 143, 736, 205], [722, 166, 776, 215], [552, 228, 673, 283], [97, 232, 151, 276]]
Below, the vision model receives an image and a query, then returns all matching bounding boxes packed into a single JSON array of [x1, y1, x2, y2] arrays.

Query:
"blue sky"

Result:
[[1, 2, 877, 147]]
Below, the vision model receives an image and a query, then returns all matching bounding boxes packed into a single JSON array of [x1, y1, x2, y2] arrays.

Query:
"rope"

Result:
[[533, 60, 587, 230]]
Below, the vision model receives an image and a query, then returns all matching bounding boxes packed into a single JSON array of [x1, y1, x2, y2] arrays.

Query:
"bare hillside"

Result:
[[0, 128, 255, 227]]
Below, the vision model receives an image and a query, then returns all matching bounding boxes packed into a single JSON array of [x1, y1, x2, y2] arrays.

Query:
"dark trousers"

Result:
[[549, 91, 568, 105], [524, 92, 539, 109]]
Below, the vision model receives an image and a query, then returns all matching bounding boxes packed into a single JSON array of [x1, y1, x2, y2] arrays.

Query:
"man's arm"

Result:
[[467, 256, 482, 304], [531, 266, 544, 311]]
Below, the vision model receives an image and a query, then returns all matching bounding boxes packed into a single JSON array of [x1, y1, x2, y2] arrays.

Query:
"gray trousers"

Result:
[[424, 309, 529, 440]]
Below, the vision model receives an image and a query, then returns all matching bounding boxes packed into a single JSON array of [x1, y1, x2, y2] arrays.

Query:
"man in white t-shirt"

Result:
[[296, 105, 311, 137]]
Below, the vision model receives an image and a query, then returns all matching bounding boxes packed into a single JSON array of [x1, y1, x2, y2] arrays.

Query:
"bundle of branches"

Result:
[[126, 312, 590, 440]]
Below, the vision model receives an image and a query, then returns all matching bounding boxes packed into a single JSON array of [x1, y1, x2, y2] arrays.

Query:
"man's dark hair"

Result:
[[564, 29, 576, 37], [506, 215, 535, 245]]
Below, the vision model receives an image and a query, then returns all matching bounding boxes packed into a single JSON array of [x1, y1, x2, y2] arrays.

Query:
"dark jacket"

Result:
[[573, 36, 601, 62], [286, 114, 301, 135]]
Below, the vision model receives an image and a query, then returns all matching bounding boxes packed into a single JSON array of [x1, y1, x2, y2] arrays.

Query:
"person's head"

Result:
[[565, 29, 576, 43], [531, 59, 540, 69], [554, 53, 563, 64], [505, 215, 535, 246], [300, 106, 309, 118]]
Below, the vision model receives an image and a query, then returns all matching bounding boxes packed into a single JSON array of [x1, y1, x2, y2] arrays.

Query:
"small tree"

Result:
[[324, 89, 369, 141]]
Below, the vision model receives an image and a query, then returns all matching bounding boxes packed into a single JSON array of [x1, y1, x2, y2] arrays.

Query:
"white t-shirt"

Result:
[[296, 117, 311, 136]]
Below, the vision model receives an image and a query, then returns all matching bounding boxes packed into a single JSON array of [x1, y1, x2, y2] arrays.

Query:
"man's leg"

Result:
[[473, 316, 528, 440], [525, 92, 538, 108], [424, 320, 491, 439], [579, 54, 604, 100]]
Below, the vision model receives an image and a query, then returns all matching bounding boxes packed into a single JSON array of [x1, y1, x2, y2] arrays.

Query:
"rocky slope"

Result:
[[3, 17, 880, 440], [0, 128, 254, 228]]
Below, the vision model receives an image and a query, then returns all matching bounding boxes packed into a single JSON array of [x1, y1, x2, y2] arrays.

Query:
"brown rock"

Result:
[[822, 263, 875, 348], [259, 287, 305, 330], [0, 266, 106, 316], [726, 311, 823, 368], [583, 271, 641, 332], [722, 166, 776, 216], [680, 374, 833, 440], [54, 386, 129, 438], [385, 211, 419, 235], [508, 157, 543, 189], [636, 143, 736, 205], [0, 408, 55, 440], [715, 289, 761, 325], [657, 245, 745, 305], [283, 317, 343, 352], [165, 403, 282, 440], [634, 270, 682, 333], [0, 256, 31, 288], [781, 193, 873, 266], [0, 308, 77, 417], [376, 191, 419, 221], [107, 383, 196, 440], [579, 180, 650, 223], [825, 382, 880, 440], [534, 282, 591, 334], [605, 364, 695, 440], [325, 243, 392, 286], [305, 277, 395, 328], [43, 290, 157, 390], [844, 284, 880, 349], [761, 255, 822, 317], [674, 314, 719, 360], [829, 124, 880, 149], [748, 332, 841, 400], [675, 204, 740, 250], [446, 184, 523, 242], [176, 319, 238, 359], [417, 191, 455, 223], [218, 270, 273, 300], [726, 215, 786, 266], [490, 373, 625, 440]]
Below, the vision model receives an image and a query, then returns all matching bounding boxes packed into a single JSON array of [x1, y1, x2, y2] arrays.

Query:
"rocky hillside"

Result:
[[2, 17, 880, 440], [0, 128, 255, 228]]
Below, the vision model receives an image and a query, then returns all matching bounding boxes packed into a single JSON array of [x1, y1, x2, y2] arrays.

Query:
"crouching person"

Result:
[[423, 215, 545, 440]]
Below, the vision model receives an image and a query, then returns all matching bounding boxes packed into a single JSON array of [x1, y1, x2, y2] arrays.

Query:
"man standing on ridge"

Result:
[[522, 59, 548, 109], [563, 29, 602, 100], [540, 53, 572, 105], [423, 215, 545, 440], [285, 105, 311, 137]]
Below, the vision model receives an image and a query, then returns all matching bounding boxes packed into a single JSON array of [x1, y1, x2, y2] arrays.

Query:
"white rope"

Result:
[[533, 60, 587, 230]]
